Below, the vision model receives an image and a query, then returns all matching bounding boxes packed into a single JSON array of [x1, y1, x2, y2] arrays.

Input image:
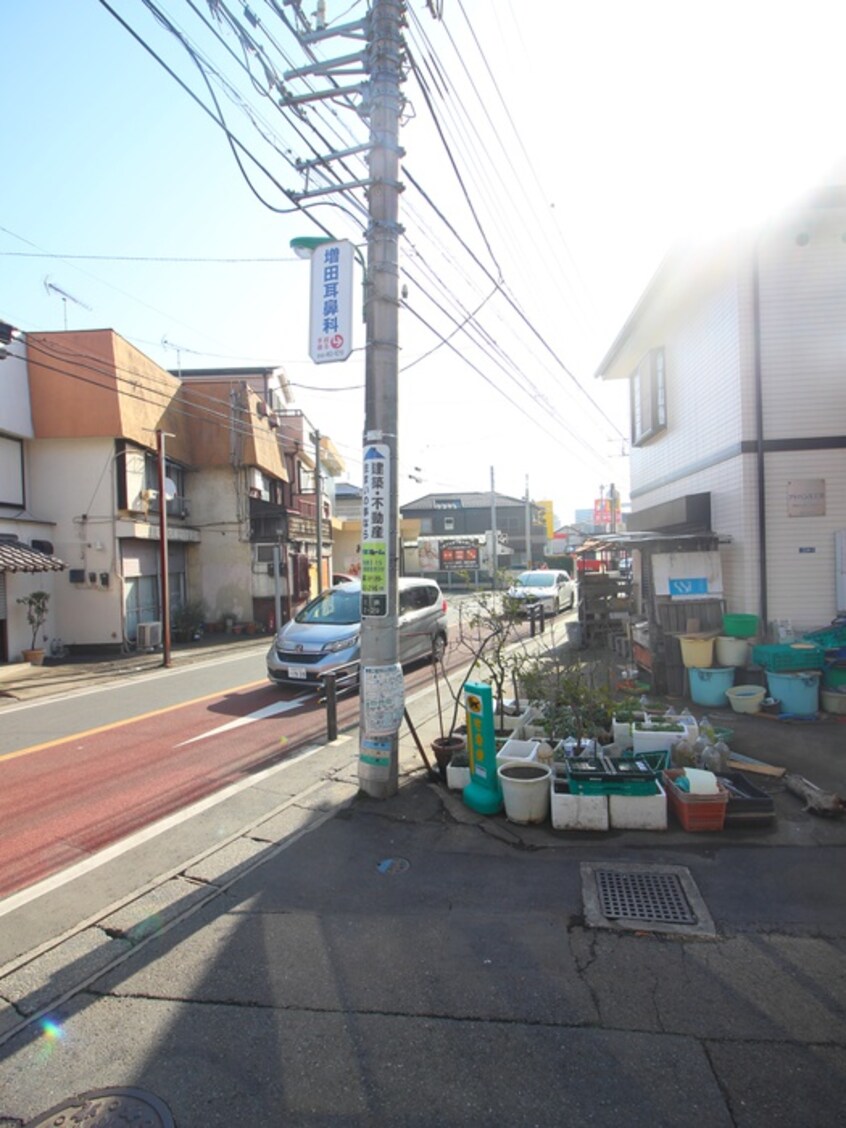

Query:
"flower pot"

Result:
[[22, 648, 45, 666], [497, 762, 552, 825], [431, 735, 466, 782]]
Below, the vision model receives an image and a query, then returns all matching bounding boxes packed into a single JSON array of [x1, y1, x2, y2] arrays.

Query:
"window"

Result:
[[630, 347, 666, 445], [443, 516, 455, 531]]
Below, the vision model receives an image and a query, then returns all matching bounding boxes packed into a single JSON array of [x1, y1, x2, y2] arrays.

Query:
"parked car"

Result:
[[267, 577, 448, 689], [506, 569, 575, 616]]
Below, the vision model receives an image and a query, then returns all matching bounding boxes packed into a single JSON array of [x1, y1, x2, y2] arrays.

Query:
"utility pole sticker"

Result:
[[361, 442, 390, 616]]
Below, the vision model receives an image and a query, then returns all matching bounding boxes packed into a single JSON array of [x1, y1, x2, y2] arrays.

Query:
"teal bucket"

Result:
[[689, 666, 735, 707], [766, 671, 821, 716]]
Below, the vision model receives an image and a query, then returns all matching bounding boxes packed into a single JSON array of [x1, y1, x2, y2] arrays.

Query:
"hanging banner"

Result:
[[309, 240, 354, 364]]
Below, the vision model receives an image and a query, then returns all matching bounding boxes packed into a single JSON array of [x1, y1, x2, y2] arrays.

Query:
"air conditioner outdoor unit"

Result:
[[137, 621, 162, 650]]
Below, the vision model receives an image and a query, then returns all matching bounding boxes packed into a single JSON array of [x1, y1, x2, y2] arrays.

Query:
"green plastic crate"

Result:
[[802, 625, 846, 652], [567, 776, 659, 797], [751, 643, 824, 672]]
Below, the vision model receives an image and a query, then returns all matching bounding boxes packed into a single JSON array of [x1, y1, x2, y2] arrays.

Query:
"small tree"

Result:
[[17, 590, 50, 651]]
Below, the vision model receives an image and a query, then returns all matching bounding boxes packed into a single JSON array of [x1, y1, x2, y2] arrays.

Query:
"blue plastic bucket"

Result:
[[689, 666, 735, 707], [766, 671, 821, 716]]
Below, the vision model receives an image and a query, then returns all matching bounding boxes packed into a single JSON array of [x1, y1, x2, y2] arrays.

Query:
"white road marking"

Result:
[[175, 694, 310, 745]]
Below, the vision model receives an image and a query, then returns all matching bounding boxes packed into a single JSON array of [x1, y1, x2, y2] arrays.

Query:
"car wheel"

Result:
[[431, 633, 447, 662], [569, 590, 575, 610]]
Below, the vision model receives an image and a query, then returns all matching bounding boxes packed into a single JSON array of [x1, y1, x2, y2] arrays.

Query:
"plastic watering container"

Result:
[[725, 685, 765, 714], [766, 671, 821, 716], [716, 636, 749, 668], [680, 635, 714, 668], [497, 762, 552, 824], [723, 613, 759, 639], [689, 666, 735, 707]]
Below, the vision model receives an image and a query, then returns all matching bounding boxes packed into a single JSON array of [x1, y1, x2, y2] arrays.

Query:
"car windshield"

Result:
[[516, 572, 555, 588], [295, 587, 360, 626]]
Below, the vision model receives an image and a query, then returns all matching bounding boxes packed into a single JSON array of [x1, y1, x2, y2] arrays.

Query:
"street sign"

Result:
[[361, 442, 390, 617], [308, 240, 354, 364]]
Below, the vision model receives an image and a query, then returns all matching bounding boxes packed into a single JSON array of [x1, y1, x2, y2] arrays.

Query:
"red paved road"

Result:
[[0, 678, 358, 899]]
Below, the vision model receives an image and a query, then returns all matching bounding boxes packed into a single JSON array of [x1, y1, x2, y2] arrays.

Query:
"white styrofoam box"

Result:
[[495, 738, 539, 769], [631, 726, 686, 755], [515, 723, 548, 740], [612, 718, 635, 749], [550, 779, 609, 831], [608, 780, 667, 831], [446, 762, 471, 790]]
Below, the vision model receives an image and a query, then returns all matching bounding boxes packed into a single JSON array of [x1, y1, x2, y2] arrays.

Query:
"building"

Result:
[[596, 177, 846, 635], [0, 330, 344, 662], [400, 491, 547, 578], [0, 330, 67, 663]]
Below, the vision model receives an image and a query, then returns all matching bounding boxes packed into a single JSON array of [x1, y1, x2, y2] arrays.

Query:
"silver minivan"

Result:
[[266, 577, 448, 689]]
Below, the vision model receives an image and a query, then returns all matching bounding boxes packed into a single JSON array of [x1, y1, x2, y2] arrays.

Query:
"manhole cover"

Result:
[[581, 862, 716, 938], [377, 857, 410, 875], [596, 868, 697, 924], [25, 1087, 174, 1127]]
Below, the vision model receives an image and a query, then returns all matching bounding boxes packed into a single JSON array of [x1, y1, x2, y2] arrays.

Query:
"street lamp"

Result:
[[289, 235, 335, 259]]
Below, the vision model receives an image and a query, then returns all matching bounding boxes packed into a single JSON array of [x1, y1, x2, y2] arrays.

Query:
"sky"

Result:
[[3, 0, 845, 527]]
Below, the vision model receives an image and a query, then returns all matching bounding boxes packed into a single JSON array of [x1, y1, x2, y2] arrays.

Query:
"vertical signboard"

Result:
[[461, 682, 503, 815], [309, 240, 354, 364], [361, 442, 390, 616]]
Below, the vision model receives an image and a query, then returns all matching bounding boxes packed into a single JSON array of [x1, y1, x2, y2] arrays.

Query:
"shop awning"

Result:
[[0, 541, 67, 573]]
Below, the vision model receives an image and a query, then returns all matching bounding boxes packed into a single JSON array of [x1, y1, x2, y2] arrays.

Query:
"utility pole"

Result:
[[156, 429, 172, 668], [357, 0, 405, 798], [524, 474, 531, 568], [311, 428, 324, 591], [490, 466, 498, 586]]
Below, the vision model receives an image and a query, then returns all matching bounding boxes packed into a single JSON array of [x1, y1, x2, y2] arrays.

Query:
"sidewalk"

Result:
[[1, 642, 845, 1124]]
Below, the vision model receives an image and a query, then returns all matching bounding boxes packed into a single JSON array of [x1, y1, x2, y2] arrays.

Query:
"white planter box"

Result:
[[515, 723, 548, 740], [631, 726, 686, 755], [446, 762, 471, 790], [612, 718, 635, 748], [496, 738, 540, 769], [550, 778, 609, 831], [609, 780, 667, 830]]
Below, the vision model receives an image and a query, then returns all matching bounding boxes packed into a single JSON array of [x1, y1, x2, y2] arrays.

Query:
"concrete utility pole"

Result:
[[156, 429, 172, 668], [490, 466, 498, 586], [311, 428, 324, 591], [358, 0, 405, 798], [524, 474, 531, 568]]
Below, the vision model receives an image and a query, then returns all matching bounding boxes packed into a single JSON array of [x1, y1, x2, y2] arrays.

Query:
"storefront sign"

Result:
[[439, 539, 480, 569], [787, 479, 825, 517]]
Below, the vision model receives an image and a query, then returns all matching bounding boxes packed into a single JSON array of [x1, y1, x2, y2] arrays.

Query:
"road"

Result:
[[0, 592, 563, 902]]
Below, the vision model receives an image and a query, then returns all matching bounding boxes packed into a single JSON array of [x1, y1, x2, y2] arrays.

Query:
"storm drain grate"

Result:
[[580, 862, 717, 938], [595, 868, 696, 925]]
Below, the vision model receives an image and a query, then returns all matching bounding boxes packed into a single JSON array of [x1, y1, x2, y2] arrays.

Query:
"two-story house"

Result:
[[0, 330, 344, 662], [597, 178, 846, 636], [0, 328, 67, 663]]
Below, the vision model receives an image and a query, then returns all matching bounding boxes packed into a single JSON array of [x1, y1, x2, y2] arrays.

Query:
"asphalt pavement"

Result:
[[1, 636, 845, 1126]]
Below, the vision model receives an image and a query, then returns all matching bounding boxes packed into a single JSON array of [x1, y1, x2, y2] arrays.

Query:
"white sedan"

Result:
[[506, 569, 576, 616]]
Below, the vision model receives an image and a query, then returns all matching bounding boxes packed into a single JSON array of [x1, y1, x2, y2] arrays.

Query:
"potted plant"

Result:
[[17, 590, 50, 665], [631, 717, 687, 755], [171, 599, 207, 643]]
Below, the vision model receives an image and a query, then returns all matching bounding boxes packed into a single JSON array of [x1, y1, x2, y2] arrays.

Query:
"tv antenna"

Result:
[[43, 277, 93, 330], [161, 335, 193, 378]]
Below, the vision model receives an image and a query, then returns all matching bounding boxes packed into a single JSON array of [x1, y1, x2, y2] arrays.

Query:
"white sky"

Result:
[[3, 1, 844, 525]]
